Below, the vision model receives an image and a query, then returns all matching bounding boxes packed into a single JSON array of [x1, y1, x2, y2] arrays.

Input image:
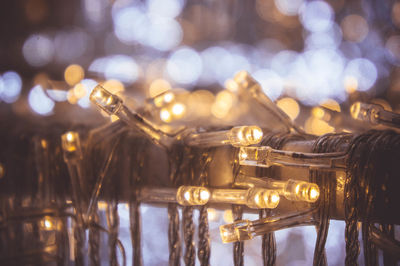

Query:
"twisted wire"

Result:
[[182, 147, 195, 266], [168, 146, 184, 266], [256, 133, 305, 266], [72, 217, 84, 266], [129, 138, 145, 266], [89, 210, 100, 266], [107, 198, 120, 266], [345, 130, 400, 266], [311, 133, 351, 266], [197, 148, 213, 266], [232, 204, 244, 266]]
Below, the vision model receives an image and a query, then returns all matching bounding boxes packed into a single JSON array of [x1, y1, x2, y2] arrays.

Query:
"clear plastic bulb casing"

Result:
[[176, 186, 210, 206], [61, 131, 83, 162], [350, 101, 400, 129], [89, 85, 175, 148], [220, 210, 316, 243], [90, 85, 123, 115], [185, 126, 263, 147], [239, 146, 346, 170], [230, 71, 306, 135], [234, 174, 320, 203]]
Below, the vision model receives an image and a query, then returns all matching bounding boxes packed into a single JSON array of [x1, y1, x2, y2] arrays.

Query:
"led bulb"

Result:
[[61, 131, 82, 161], [284, 180, 320, 203], [233, 71, 260, 91], [227, 126, 263, 146], [220, 220, 253, 243], [90, 85, 123, 115], [41, 216, 57, 231], [350, 101, 382, 124], [176, 186, 210, 206], [246, 188, 280, 209]]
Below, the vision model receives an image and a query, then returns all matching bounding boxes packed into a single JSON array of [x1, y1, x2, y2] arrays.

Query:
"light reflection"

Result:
[[276, 97, 300, 120], [64, 64, 84, 86], [341, 15, 369, 43], [28, 85, 55, 115]]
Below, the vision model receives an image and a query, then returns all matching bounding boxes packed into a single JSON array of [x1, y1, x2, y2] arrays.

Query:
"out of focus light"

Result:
[[149, 79, 171, 98], [320, 99, 341, 112], [276, 97, 300, 120], [64, 64, 84, 86], [54, 30, 90, 62], [0, 71, 22, 103], [160, 108, 172, 122], [171, 103, 185, 118], [113, 6, 182, 51], [207, 208, 218, 221], [386, 35, 400, 64], [101, 79, 125, 94], [23, 34, 54, 67], [344, 58, 377, 91], [274, 0, 303, 16], [344, 76, 358, 93], [305, 117, 334, 136], [211, 90, 235, 119], [341, 15, 369, 43], [167, 47, 202, 85], [223, 209, 233, 223], [47, 90, 68, 102], [147, 0, 184, 18], [392, 3, 400, 28], [73, 83, 87, 99], [78, 79, 97, 108], [300, 1, 334, 32], [28, 85, 55, 115], [90, 55, 139, 84], [253, 69, 283, 101]]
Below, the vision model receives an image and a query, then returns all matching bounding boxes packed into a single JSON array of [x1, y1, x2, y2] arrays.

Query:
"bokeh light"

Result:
[[23, 34, 54, 67], [28, 85, 55, 115], [167, 47, 202, 85]]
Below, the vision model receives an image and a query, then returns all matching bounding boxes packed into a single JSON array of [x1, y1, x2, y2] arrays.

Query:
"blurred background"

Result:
[[0, 0, 399, 264]]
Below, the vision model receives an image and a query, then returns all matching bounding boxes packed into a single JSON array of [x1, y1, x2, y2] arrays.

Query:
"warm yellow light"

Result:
[[344, 76, 358, 93], [230, 126, 263, 146], [102, 79, 125, 94], [239, 150, 248, 160], [320, 99, 341, 112], [225, 79, 239, 92], [207, 208, 218, 221], [163, 92, 175, 103], [73, 83, 87, 99], [223, 210, 233, 223], [149, 79, 171, 98], [309, 187, 320, 201], [0, 163, 4, 179], [284, 180, 320, 203], [350, 102, 361, 120], [176, 186, 210, 206], [246, 188, 280, 209], [211, 90, 235, 119], [66, 132, 74, 142], [271, 194, 280, 204], [171, 103, 185, 117], [64, 64, 84, 86], [160, 108, 172, 123], [312, 107, 325, 119], [61, 131, 81, 154], [276, 97, 300, 121], [41, 216, 55, 230], [200, 190, 210, 201]]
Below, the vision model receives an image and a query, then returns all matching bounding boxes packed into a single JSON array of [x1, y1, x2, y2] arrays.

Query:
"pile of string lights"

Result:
[[1, 71, 400, 266]]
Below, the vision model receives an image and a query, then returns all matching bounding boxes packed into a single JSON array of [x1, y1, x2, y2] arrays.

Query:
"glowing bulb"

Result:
[[171, 102, 185, 117], [350, 101, 381, 124], [61, 131, 82, 160], [239, 150, 248, 160], [160, 108, 172, 123], [219, 220, 253, 243], [89, 85, 123, 115], [228, 126, 263, 146], [176, 186, 210, 206], [246, 188, 280, 209], [41, 217, 56, 230], [309, 187, 320, 201], [164, 92, 174, 103]]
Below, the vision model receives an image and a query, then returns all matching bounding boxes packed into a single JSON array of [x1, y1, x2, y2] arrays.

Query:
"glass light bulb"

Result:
[[246, 188, 280, 209], [350, 101, 381, 124]]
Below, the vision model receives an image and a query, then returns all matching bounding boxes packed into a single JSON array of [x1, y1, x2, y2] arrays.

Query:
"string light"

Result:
[[239, 146, 346, 170], [185, 126, 263, 147], [350, 101, 400, 129], [90, 85, 175, 148], [220, 210, 316, 243], [176, 186, 210, 206]]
